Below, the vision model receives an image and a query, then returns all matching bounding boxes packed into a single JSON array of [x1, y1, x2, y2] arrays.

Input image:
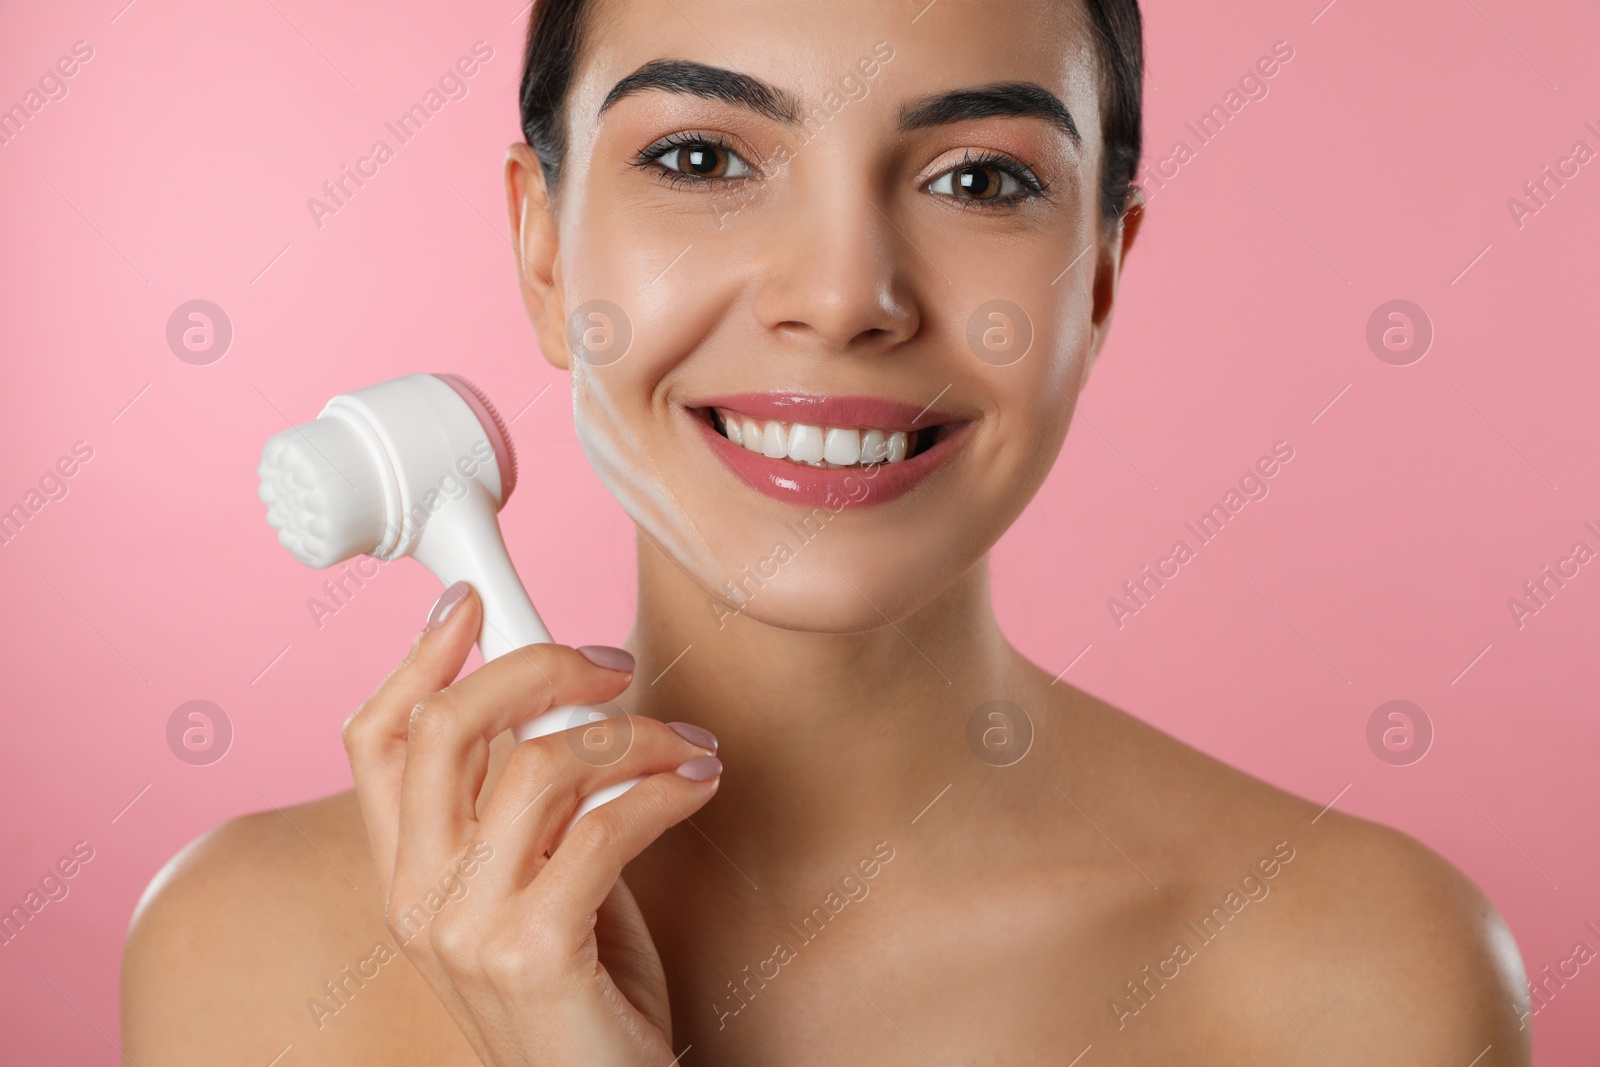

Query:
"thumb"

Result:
[[403, 580, 483, 694], [344, 581, 482, 763], [341, 580, 483, 902]]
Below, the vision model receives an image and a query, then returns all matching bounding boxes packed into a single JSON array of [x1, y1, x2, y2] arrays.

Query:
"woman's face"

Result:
[[510, 0, 1138, 632]]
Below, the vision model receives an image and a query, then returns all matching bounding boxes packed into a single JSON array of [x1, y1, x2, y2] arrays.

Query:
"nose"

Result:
[[750, 174, 921, 352]]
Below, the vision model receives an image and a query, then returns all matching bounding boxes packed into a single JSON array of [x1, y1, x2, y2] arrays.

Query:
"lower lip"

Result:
[[693, 414, 966, 507]]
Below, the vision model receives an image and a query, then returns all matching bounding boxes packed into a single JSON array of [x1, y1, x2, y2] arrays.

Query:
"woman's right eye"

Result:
[[639, 136, 754, 183]]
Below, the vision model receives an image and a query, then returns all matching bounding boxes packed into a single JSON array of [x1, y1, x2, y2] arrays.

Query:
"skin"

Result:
[[122, 0, 1532, 1063]]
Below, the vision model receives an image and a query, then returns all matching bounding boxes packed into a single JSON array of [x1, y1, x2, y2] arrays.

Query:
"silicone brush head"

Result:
[[257, 416, 386, 568], [256, 373, 520, 570]]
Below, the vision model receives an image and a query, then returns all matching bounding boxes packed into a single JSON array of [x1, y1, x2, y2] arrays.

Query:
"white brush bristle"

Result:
[[257, 417, 387, 568]]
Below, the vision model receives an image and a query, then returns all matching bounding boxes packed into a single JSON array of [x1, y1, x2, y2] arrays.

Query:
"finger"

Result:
[[594, 877, 670, 1035], [473, 718, 719, 893], [394, 642, 639, 889], [530, 762, 722, 932], [344, 581, 482, 894]]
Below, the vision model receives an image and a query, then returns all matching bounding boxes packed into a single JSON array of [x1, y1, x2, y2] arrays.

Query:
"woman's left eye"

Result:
[[926, 157, 1042, 205], [645, 138, 754, 181]]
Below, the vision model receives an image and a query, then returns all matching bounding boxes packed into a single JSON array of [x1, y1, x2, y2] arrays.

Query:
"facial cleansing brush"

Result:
[[257, 372, 641, 832]]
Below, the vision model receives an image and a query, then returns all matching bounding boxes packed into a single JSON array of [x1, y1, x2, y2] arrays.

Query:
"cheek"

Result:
[[974, 281, 1095, 478], [571, 367, 725, 584], [930, 199, 1099, 399], [563, 207, 750, 584], [562, 188, 747, 374]]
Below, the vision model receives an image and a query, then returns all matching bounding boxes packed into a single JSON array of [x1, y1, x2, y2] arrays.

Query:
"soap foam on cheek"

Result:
[[570, 362, 729, 591], [573, 361, 896, 629], [560, 230, 754, 608]]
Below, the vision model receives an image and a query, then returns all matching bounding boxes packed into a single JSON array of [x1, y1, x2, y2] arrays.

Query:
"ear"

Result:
[[504, 143, 569, 370], [1083, 185, 1146, 377]]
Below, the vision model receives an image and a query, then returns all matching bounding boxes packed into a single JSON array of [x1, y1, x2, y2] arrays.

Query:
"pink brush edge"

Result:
[[433, 373, 519, 504]]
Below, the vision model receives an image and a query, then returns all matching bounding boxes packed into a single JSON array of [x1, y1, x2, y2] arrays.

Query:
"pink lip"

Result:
[[694, 393, 958, 432], [691, 411, 968, 507]]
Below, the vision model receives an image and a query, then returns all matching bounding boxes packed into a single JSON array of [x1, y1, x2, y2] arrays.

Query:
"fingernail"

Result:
[[675, 755, 722, 782], [426, 581, 470, 631], [578, 645, 635, 672], [668, 721, 718, 752]]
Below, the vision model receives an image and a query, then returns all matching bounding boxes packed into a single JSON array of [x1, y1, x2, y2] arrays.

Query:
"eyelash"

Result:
[[632, 131, 758, 189], [935, 149, 1050, 210], [632, 133, 1049, 209]]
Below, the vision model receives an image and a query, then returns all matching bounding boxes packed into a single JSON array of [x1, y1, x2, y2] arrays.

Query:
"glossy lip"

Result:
[[694, 393, 959, 433], [691, 408, 970, 507]]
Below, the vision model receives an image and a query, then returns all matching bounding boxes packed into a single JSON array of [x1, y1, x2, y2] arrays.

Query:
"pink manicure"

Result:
[[578, 645, 635, 672], [668, 722, 718, 752], [675, 755, 722, 781], [425, 581, 470, 631]]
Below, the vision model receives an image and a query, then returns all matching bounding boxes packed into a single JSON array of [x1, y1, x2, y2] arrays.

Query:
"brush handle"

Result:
[[412, 488, 644, 835]]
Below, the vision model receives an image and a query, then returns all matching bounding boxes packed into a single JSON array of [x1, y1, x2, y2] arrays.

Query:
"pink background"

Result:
[[2, 0, 1597, 1061]]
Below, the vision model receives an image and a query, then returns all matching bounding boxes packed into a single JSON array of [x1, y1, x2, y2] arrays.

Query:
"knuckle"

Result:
[[507, 736, 559, 782], [570, 811, 626, 856], [406, 694, 454, 747], [341, 700, 385, 759], [478, 931, 547, 987], [428, 915, 474, 968], [340, 710, 365, 760]]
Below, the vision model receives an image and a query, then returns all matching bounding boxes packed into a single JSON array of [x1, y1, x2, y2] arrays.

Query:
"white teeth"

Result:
[[761, 420, 787, 459], [786, 423, 825, 464], [741, 417, 764, 453], [824, 427, 861, 465], [860, 429, 888, 464], [714, 411, 919, 466]]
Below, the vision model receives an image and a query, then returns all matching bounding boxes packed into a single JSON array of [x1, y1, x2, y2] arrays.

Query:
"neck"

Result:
[[616, 534, 1020, 871]]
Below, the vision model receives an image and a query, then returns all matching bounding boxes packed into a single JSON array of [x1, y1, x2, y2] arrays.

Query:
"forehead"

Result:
[[566, 0, 1102, 141]]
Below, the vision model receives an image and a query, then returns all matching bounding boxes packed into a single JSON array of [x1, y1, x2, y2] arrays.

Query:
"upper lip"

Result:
[[690, 393, 961, 431]]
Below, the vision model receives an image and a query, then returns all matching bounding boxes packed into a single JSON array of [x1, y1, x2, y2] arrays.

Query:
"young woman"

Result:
[[123, 0, 1531, 1062]]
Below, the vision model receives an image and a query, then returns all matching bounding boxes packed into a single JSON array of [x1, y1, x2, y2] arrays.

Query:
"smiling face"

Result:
[[507, 0, 1141, 633]]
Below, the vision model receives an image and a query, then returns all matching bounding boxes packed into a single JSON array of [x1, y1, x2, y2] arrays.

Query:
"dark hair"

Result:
[[519, 0, 1142, 225]]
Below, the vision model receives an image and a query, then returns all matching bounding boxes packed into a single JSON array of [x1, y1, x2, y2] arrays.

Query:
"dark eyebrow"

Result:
[[899, 82, 1081, 145], [598, 59, 801, 123]]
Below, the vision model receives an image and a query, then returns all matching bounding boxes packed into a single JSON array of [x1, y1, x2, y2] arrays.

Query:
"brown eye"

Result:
[[683, 144, 725, 176], [657, 140, 753, 180], [927, 158, 1031, 203], [955, 165, 1003, 199]]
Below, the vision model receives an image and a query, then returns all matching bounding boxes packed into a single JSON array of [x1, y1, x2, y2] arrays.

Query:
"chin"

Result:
[[715, 585, 894, 635], [651, 518, 983, 634], [632, 501, 1010, 633]]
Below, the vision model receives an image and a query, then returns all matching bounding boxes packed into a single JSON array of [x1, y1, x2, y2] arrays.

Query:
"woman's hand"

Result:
[[342, 581, 722, 1066]]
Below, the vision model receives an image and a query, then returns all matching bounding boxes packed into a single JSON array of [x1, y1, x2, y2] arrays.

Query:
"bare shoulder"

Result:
[[121, 790, 464, 1065], [1244, 806, 1531, 1064], [1054, 685, 1530, 1064]]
